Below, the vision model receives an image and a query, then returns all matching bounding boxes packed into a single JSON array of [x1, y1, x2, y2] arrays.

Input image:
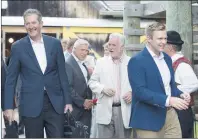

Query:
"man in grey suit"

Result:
[[65, 39, 93, 138], [3, 9, 72, 138]]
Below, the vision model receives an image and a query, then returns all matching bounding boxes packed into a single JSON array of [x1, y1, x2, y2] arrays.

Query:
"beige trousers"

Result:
[[131, 108, 182, 138]]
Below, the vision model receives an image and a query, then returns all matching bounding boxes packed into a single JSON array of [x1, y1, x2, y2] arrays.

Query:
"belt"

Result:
[[112, 103, 121, 107], [167, 107, 172, 111]]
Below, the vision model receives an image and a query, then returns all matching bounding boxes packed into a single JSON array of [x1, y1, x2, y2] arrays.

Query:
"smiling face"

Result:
[[73, 44, 89, 61], [108, 37, 124, 59], [24, 14, 43, 41], [147, 30, 167, 56]]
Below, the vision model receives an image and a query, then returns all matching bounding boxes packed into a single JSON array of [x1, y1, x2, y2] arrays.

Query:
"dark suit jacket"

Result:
[[65, 55, 92, 120], [128, 47, 182, 131], [4, 35, 71, 117], [1, 58, 7, 110]]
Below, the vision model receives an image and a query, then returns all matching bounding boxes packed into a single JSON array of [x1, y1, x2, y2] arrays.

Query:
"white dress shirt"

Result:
[[172, 52, 198, 94], [146, 46, 171, 106], [2, 111, 5, 129], [111, 57, 122, 103], [30, 37, 47, 74], [30, 37, 47, 90], [72, 53, 88, 83]]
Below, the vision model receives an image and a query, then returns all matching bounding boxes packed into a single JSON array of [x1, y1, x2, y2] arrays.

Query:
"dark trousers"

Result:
[[22, 91, 64, 138], [72, 109, 91, 138], [176, 107, 194, 138], [79, 111, 91, 137]]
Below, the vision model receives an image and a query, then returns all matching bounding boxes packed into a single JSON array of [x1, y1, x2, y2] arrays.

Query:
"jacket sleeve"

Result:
[[56, 40, 72, 105], [88, 59, 105, 96], [4, 44, 20, 110], [65, 62, 85, 108]]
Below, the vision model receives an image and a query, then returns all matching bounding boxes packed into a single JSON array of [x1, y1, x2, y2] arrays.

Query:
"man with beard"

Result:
[[88, 33, 132, 138]]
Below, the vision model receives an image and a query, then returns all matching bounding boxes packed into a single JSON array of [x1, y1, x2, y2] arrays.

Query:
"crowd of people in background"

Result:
[[1, 8, 198, 138]]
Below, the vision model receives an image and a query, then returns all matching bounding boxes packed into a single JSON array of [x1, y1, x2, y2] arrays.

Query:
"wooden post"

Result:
[[123, 1, 143, 57], [166, 1, 192, 61]]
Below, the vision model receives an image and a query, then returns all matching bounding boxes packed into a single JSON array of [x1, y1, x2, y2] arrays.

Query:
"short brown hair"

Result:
[[145, 22, 166, 38]]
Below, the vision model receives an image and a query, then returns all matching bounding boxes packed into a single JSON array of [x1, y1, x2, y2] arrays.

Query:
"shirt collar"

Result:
[[29, 36, 44, 44], [110, 53, 125, 64], [72, 53, 85, 64], [146, 45, 164, 60], [171, 51, 183, 63]]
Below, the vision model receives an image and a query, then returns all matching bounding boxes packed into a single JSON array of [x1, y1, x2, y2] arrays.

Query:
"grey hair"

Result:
[[172, 44, 182, 52], [72, 39, 89, 52], [23, 9, 42, 23], [109, 33, 125, 46]]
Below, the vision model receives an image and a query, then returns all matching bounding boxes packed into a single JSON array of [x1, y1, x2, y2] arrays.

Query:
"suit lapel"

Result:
[[43, 35, 52, 74], [70, 55, 87, 83], [164, 54, 173, 84], [143, 48, 165, 92], [24, 36, 43, 74], [120, 55, 128, 89], [107, 57, 115, 85]]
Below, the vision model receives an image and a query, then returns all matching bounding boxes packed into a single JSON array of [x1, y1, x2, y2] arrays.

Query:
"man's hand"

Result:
[[180, 93, 191, 103], [3, 109, 14, 124], [87, 67, 94, 75], [169, 97, 189, 110], [83, 99, 93, 110], [123, 91, 132, 104], [102, 88, 116, 97], [64, 104, 73, 113]]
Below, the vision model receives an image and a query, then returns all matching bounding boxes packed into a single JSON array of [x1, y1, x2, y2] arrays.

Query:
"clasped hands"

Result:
[[102, 87, 132, 104], [169, 93, 191, 110]]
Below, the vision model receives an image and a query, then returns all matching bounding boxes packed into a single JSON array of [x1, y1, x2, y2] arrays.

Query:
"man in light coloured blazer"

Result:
[[88, 33, 132, 138]]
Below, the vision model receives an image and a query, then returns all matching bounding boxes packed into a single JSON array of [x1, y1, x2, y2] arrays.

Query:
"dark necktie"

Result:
[[82, 63, 90, 80]]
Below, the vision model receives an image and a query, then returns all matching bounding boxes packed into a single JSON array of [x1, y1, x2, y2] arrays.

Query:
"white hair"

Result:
[[72, 39, 89, 52], [109, 33, 125, 46]]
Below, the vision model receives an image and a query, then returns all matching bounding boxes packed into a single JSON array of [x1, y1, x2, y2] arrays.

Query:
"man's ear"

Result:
[[40, 20, 43, 27], [146, 35, 152, 43], [170, 45, 174, 52]]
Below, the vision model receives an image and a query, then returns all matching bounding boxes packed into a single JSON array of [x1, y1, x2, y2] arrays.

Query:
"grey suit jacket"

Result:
[[65, 55, 92, 119]]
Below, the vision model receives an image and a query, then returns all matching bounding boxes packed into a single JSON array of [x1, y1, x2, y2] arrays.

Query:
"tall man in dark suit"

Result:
[[65, 39, 93, 138], [3, 9, 72, 138], [128, 22, 191, 138]]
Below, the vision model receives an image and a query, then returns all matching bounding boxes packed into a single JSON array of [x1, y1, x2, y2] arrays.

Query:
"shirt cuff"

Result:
[[165, 96, 171, 107]]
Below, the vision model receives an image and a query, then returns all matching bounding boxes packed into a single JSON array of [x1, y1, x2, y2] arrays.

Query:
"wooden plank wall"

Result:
[[3, 1, 99, 18]]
